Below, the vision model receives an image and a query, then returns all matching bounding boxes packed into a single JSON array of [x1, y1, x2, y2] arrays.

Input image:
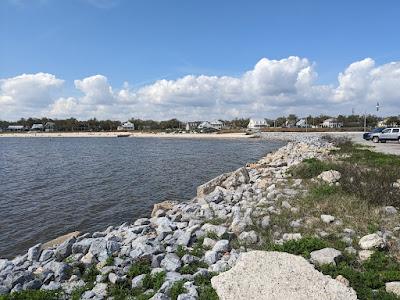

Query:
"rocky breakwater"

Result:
[[0, 139, 357, 299]]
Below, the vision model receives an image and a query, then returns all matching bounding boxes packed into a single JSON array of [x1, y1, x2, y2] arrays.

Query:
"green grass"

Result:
[[105, 256, 115, 266], [82, 265, 100, 283], [0, 290, 63, 300], [309, 183, 341, 198], [319, 251, 400, 300], [289, 158, 338, 179], [179, 261, 209, 274], [169, 280, 187, 300], [127, 258, 151, 278], [266, 236, 328, 258], [176, 245, 187, 258], [190, 237, 206, 257], [194, 273, 219, 300], [71, 284, 94, 300]]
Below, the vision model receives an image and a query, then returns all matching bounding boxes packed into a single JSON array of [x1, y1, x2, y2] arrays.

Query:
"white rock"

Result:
[[317, 170, 341, 183], [211, 251, 357, 300], [358, 233, 385, 250], [320, 214, 335, 224], [202, 237, 217, 249], [204, 251, 218, 265], [238, 231, 258, 244], [160, 253, 181, 271], [310, 248, 342, 266], [201, 224, 227, 238], [386, 282, 400, 296], [282, 233, 302, 241], [358, 250, 374, 261]]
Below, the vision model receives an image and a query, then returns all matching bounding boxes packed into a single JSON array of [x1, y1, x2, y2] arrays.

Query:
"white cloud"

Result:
[[2, 56, 400, 121]]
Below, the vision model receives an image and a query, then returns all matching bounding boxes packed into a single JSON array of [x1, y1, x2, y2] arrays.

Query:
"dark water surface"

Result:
[[0, 137, 284, 258]]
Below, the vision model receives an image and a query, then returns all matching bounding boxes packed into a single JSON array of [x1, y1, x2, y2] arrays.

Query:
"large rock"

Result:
[[151, 201, 178, 217], [54, 237, 76, 261], [211, 251, 357, 300], [317, 170, 341, 184], [310, 248, 342, 266], [358, 233, 385, 250], [27, 243, 42, 261], [386, 282, 400, 296], [197, 173, 231, 197], [222, 167, 250, 189]]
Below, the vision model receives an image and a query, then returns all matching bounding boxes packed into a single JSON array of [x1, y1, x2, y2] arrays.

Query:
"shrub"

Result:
[[127, 258, 151, 278], [194, 273, 219, 300], [270, 236, 328, 258], [82, 265, 100, 283], [179, 261, 208, 274], [169, 280, 187, 300], [289, 158, 337, 179]]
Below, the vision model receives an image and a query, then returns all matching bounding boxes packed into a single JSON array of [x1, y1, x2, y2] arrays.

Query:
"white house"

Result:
[[117, 121, 135, 131], [321, 118, 343, 128], [247, 118, 269, 130], [7, 125, 24, 131], [296, 119, 309, 128], [198, 120, 223, 131], [185, 121, 202, 131], [31, 124, 44, 131]]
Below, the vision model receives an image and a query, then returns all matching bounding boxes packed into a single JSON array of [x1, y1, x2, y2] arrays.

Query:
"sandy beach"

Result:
[[0, 131, 251, 139]]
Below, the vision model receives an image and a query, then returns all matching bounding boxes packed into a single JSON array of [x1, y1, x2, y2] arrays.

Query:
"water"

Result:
[[0, 137, 284, 258]]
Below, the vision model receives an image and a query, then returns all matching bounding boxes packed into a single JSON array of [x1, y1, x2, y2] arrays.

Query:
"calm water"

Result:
[[0, 137, 284, 258]]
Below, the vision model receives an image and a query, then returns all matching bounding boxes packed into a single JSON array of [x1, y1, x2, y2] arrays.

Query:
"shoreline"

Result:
[[1, 135, 399, 299]]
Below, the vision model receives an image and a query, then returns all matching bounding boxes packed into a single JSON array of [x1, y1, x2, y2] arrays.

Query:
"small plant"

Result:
[[205, 231, 219, 240], [289, 158, 337, 179], [176, 245, 187, 258], [127, 258, 151, 278], [82, 265, 100, 283], [270, 236, 328, 258], [71, 284, 93, 300], [309, 183, 341, 198], [179, 261, 208, 275], [169, 280, 187, 300], [194, 273, 219, 300], [142, 271, 166, 291], [105, 256, 115, 266]]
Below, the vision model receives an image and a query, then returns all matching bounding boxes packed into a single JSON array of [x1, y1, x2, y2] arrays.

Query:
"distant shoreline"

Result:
[[0, 131, 252, 139]]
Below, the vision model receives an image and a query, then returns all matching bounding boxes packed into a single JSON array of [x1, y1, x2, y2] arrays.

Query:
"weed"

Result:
[[176, 245, 187, 258], [127, 258, 151, 278], [205, 231, 219, 240], [194, 273, 219, 300], [82, 265, 100, 283], [179, 261, 208, 274], [270, 236, 328, 258], [105, 256, 115, 266], [309, 183, 341, 198], [289, 158, 338, 179], [169, 280, 187, 300]]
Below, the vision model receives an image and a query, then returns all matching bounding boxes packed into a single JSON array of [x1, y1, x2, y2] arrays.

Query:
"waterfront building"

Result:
[[117, 121, 135, 131], [321, 118, 343, 128], [185, 121, 202, 131], [7, 125, 25, 131], [247, 118, 270, 130], [31, 124, 44, 131]]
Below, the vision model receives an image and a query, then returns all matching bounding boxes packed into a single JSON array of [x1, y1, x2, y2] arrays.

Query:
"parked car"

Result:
[[370, 127, 400, 143], [363, 127, 385, 140]]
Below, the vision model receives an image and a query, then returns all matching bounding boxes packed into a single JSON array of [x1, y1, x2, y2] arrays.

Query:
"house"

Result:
[[321, 118, 343, 128], [247, 118, 270, 130], [117, 121, 135, 131], [185, 121, 202, 131], [7, 125, 25, 131], [296, 119, 309, 128], [31, 124, 44, 131], [198, 120, 223, 131], [44, 122, 56, 132]]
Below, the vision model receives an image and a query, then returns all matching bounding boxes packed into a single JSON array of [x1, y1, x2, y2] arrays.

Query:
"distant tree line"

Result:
[[1, 115, 399, 131]]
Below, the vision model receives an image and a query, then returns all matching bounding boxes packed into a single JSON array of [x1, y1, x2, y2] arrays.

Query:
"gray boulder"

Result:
[[358, 233, 385, 250], [27, 243, 42, 261], [160, 253, 181, 272], [54, 237, 76, 261], [310, 248, 342, 266]]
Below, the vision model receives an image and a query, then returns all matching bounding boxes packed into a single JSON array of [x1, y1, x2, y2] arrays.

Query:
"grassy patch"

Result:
[[169, 280, 187, 300], [309, 183, 341, 198], [267, 236, 328, 258], [105, 256, 115, 266], [82, 265, 100, 283], [0, 290, 62, 300], [319, 251, 400, 300], [179, 261, 209, 274], [71, 284, 94, 300], [189, 237, 206, 257], [127, 258, 151, 278], [194, 273, 219, 300], [289, 158, 338, 179]]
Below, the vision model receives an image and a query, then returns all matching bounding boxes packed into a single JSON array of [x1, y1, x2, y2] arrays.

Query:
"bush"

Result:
[[127, 258, 151, 278], [169, 280, 187, 300], [194, 273, 219, 300], [270, 236, 328, 258], [338, 163, 400, 206], [289, 158, 337, 179]]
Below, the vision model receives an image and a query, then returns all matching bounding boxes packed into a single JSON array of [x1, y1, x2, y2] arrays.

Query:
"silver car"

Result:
[[370, 127, 400, 143]]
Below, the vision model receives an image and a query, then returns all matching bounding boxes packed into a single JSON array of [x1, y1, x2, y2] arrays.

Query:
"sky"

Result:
[[1, 0, 400, 121]]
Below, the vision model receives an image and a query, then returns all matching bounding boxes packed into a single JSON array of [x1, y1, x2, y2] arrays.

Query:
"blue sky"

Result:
[[1, 0, 400, 120]]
